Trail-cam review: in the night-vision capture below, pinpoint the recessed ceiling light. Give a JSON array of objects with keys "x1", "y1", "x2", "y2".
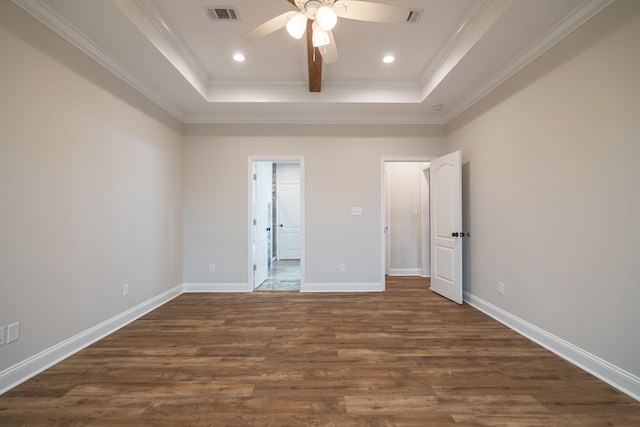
[
  {"x1": 383, "y1": 55, "x2": 395, "y2": 64},
  {"x1": 233, "y1": 53, "x2": 246, "y2": 62}
]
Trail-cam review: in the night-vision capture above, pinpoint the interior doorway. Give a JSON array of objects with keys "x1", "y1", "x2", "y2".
[
  {"x1": 250, "y1": 158, "x2": 303, "y2": 291},
  {"x1": 382, "y1": 159, "x2": 432, "y2": 282},
  {"x1": 382, "y1": 152, "x2": 463, "y2": 303}
]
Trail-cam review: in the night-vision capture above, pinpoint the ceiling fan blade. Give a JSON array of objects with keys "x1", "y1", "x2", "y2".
[
  {"x1": 333, "y1": 0, "x2": 409, "y2": 23},
  {"x1": 306, "y1": 19, "x2": 322, "y2": 92},
  {"x1": 241, "y1": 10, "x2": 298, "y2": 41},
  {"x1": 320, "y1": 31, "x2": 338, "y2": 64}
]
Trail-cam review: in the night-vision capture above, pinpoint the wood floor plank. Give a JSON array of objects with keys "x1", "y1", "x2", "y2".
[{"x1": 1, "y1": 277, "x2": 639, "y2": 426}]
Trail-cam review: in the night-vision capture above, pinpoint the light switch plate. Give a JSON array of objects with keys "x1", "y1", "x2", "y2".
[
  {"x1": 0, "y1": 326, "x2": 5, "y2": 346},
  {"x1": 351, "y1": 207, "x2": 363, "y2": 216}
]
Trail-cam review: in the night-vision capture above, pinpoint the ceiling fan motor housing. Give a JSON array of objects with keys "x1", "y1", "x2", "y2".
[{"x1": 295, "y1": 0, "x2": 336, "y2": 19}]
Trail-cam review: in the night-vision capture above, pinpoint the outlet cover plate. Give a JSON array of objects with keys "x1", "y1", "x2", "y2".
[{"x1": 7, "y1": 322, "x2": 20, "y2": 344}]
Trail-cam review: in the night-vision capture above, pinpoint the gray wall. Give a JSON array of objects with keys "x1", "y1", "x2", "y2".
[
  {"x1": 446, "y1": 0, "x2": 640, "y2": 377},
  {"x1": 182, "y1": 124, "x2": 446, "y2": 288},
  {"x1": 0, "y1": 1, "x2": 183, "y2": 372}
]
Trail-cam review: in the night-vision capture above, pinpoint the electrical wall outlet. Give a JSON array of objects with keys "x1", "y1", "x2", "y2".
[
  {"x1": 209, "y1": 264, "x2": 216, "y2": 273},
  {"x1": 339, "y1": 264, "x2": 346, "y2": 273},
  {"x1": 123, "y1": 283, "x2": 129, "y2": 297},
  {"x1": 498, "y1": 282, "x2": 505, "y2": 295},
  {"x1": 0, "y1": 326, "x2": 5, "y2": 346},
  {"x1": 7, "y1": 322, "x2": 20, "y2": 344}
]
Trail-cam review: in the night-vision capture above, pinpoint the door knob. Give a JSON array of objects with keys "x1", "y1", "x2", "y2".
[{"x1": 451, "y1": 232, "x2": 459, "y2": 237}]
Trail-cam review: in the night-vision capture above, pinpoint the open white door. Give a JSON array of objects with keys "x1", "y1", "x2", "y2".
[
  {"x1": 253, "y1": 161, "x2": 272, "y2": 288},
  {"x1": 430, "y1": 151, "x2": 463, "y2": 304}
]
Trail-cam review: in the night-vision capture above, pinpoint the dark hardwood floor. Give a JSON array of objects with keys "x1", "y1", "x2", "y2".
[{"x1": 1, "y1": 277, "x2": 639, "y2": 426}]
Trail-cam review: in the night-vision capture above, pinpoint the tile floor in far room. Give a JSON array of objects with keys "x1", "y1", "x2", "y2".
[{"x1": 255, "y1": 259, "x2": 301, "y2": 291}]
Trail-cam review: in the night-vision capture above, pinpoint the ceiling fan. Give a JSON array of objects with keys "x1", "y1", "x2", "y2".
[{"x1": 242, "y1": 0, "x2": 410, "y2": 93}]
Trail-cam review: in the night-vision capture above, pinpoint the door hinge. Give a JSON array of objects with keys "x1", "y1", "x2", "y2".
[
  {"x1": 253, "y1": 264, "x2": 257, "y2": 271},
  {"x1": 253, "y1": 174, "x2": 257, "y2": 181},
  {"x1": 253, "y1": 219, "x2": 257, "y2": 226}
]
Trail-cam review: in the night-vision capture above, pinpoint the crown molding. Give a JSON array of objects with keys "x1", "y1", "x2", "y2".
[
  {"x1": 418, "y1": 0, "x2": 494, "y2": 88},
  {"x1": 12, "y1": 0, "x2": 185, "y2": 121},
  {"x1": 113, "y1": 0, "x2": 210, "y2": 98},
  {"x1": 12, "y1": 0, "x2": 614, "y2": 126},
  {"x1": 182, "y1": 114, "x2": 446, "y2": 126},
  {"x1": 420, "y1": 0, "x2": 512, "y2": 103},
  {"x1": 444, "y1": 0, "x2": 614, "y2": 123},
  {"x1": 207, "y1": 80, "x2": 424, "y2": 104},
  {"x1": 135, "y1": 0, "x2": 210, "y2": 86}
]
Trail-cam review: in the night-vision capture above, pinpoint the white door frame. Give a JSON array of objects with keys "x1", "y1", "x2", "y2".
[
  {"x1": 420, "y1": 165, "x2": 431, "y2": 277},
  {"x1": 380, "y1": 156, "x2": 435, "y2": 288},
  {"x1": 248, "y1": 156, "x2": 305, "y2": 292}
]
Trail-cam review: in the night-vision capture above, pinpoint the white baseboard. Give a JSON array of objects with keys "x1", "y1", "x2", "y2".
[
  {"x1": 464, "y1": 291, "x2": 640, "y2": 402},
  {"x1": 387, "y1": 268, "x2": 422, "y2": 276},
  {"x1": 183, "y1": 282, "x2": 386, "y2": 293},
  {"x1": 182, "y1": 282, "x2": 250, "y2": 293},
  {"x1": 0, "y1": 284, "x2": 183, "y2": 395},
  {"x1": 302, "y1": 282, "x2": 384, "y2": 292},
  {"x1": 11, "y1": 285, "x2": 634, "y2": 403}
]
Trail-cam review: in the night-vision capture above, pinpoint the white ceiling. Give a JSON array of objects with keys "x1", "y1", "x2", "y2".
[{"x1": 14, "y1": 0, "x2": 612, "y2": 124}]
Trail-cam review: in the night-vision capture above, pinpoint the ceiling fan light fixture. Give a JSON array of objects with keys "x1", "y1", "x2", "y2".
[
  {"x1": 312, "y1": 22, "x2": 330, "y2": 47},
  {"x1": 316, "y1": 6, "x2": 337, "y2": 31},
  {"x1": 286, "y1": 13, "x2": 307, "y2": 39}
]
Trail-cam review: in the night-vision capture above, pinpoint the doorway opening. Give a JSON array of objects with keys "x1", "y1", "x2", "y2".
[
  {"x1": 382, "y1": 159, "x2": 432, "y2": 285},
  {"x1": 250, "y1": 158, "x2": 303, "y2": 291},
  {"x1": 382, "y1": 152, "x2": 463, "y2": 303}
]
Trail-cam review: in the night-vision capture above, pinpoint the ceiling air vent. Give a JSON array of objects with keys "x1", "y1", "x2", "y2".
[
  {"x1": 206, "y1": 6, "x2": 239, "y2": 21},
  {"x1": 405, "y1": 9, "x2": 423, "y2": 24}
]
